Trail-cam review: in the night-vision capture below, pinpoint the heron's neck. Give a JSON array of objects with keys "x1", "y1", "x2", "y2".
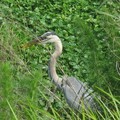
[{"x1": 49, "y1": 39, "x2": 62, "y2": 88}]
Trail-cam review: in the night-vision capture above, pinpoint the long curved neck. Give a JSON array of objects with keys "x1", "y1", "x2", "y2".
[{"x1": 49, "y1": 39, "x2": 62, "y2": 88}]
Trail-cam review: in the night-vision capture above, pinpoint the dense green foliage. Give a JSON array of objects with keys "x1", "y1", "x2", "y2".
[{"x1": 0, "y1": 0, "x2": 120, "y2": 119}]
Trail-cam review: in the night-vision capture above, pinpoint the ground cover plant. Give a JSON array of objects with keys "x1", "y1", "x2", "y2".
[{"x1": 0, "y1": 0, "x2": 120, "y2": 119}]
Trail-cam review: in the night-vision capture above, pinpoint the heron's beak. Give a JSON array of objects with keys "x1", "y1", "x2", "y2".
[{"x1": 21, "y1": 37, "x2": 42, "y2": 48}]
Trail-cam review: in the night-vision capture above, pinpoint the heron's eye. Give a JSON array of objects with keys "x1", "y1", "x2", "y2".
[{"x1": 41, "y1": 36, "x2": 47, "y2": 40}]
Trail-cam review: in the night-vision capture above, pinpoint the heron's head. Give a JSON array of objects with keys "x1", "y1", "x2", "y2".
[{"x1": 22, "y1": 31, "x2": 60, "y2": 48}]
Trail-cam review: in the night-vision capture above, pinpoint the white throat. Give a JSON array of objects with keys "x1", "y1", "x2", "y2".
[{"x1": 49, "y1": 36, "x2": 63, "y2": 89}]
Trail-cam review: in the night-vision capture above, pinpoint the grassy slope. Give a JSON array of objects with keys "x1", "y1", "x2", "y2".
[{"x1": 0, "y1": 0, "x2": 120, "y2": 120}]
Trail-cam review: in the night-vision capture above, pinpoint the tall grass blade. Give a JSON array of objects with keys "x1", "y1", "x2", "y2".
[{"x1": 6, "y1": 99, "x2": 18, "y2": 120}]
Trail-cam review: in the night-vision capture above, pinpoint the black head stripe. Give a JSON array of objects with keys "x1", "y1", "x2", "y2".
[
  {"x1": 41, "y1": 31, "x2": 56, "y2": 38},
  {"x1": 37, "y1": 31, "x2": 56, "y2": 41}
]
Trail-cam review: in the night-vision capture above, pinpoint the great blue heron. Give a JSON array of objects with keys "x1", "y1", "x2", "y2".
[{"x1": 23, "y1": 31, "x2": 96, "y2": 110}]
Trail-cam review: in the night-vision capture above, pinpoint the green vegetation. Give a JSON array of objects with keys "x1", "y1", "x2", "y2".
[{"x1": 0, "y1": 0, "x2": 120, "y2": 119}]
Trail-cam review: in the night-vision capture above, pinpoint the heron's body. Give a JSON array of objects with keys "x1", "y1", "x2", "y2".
[
  {"x1": 62, "y1": 76, "x2": 95, "y2": 110},
  {"x1": 24, "y1": 31, "x2": 96, "y2": 110}
]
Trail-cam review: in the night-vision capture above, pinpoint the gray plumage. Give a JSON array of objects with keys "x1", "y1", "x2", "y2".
[{"x1": 62, "y1": 76, "x2": 95, "y2": 110}]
